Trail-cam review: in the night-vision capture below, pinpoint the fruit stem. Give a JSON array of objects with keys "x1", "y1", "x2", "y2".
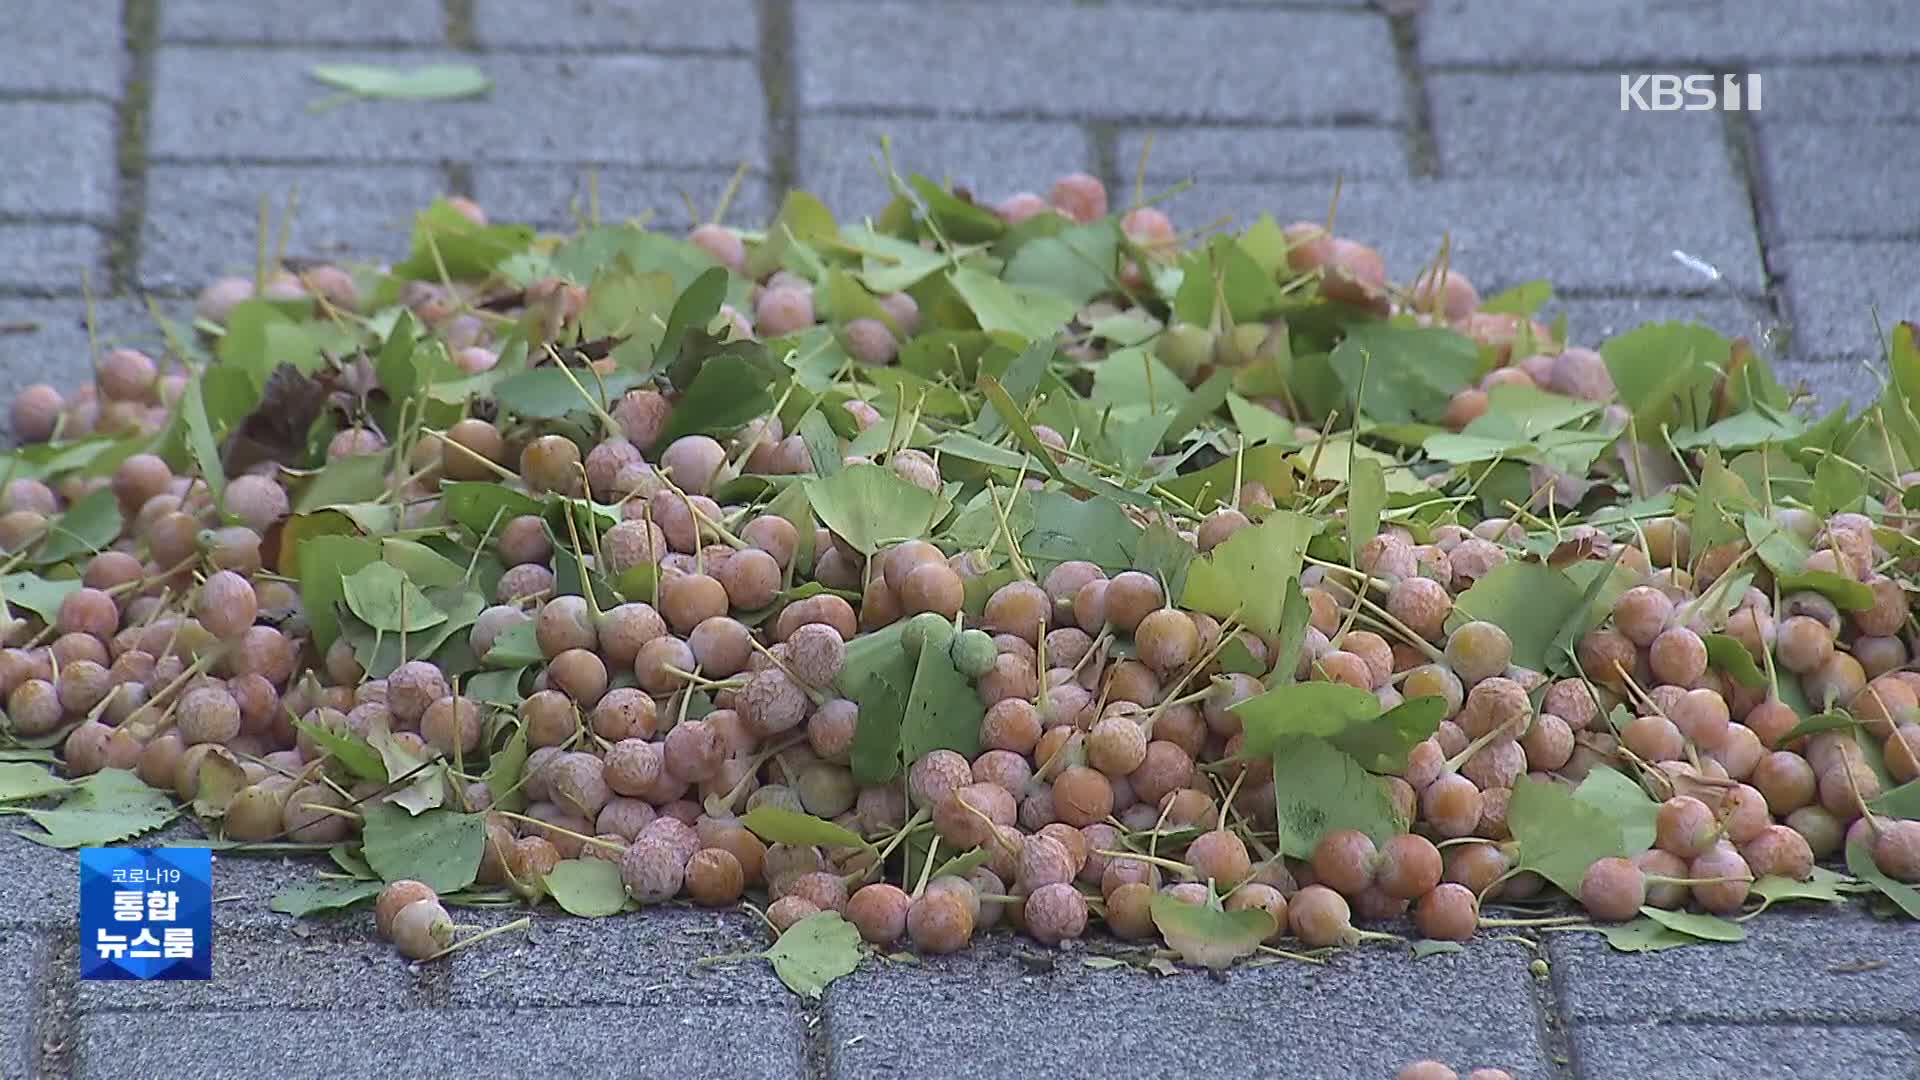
[
  {"x1": 1476, "y1": 866, "x2": 1522, "y2": 907},
  {"x1": 1443, "y1": 718, "x2": 1521, "y2": 775},
  {"x1": 1643, "y1": 873, "x2": 1754, "y2": 887},
  {"x1": 911, "y1": 835, "x2": 941, "y2": 899},
  {"x1": 1095, "y1": 849, "x2": 1194, "y2": 878},
  {"x1": 984, "y1": 482, "x2": 1034, "y2": 582},
  {"x1": 1435, "y1": 836, "x2": 1497, "y2": 850},
  {"x1": 661, "y1": 666, "x2": 747, "y2": 693},
  {"x1": 559, "y1": 494, "x2": 603, "y2": 621},
  {"x1": 492, "y1": 810, "x2": 626, "y2": 854},
  {"x1": 1477, "y1": 915, "x2": 1588, "y2": 928},
  {"x1": 868, "y1": 808, "x2": 931, "y2": 865},
  {"x1": 742, "y1": 637, "x2": 829, "y2": 707},
  {"x1": 423, "y1": 428, "x2": 519, "y2": 482},
  {"x1": 417, "y1": 915, "x2": 532, "y2": 964},
  {"x1": 1255, "y1": 944, "x2": 1329, "y2": 966},
  {"x1": 544, "y1": 345, "x2": 623, "y2": 442}
]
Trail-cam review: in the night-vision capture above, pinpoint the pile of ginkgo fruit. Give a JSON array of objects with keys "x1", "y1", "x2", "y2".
[{"x1": 1, "y1": 162, "x2": 1915, "y2": 997}]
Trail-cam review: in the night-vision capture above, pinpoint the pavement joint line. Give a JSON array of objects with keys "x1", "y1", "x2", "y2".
[
  {"x1": 799, "y1": 103, "x2": 1393, "y2": 127},
  {"x1": 0, "y1": 214, "x2": 104, "y2": 227},
  {"x1": 108, "y1": 0, "x2": 158, "y2": 295},
  {"x1": 140, "y1": 155, "x2": 776, "y2": 174},
  {"x1": 441, "y1": 0, "x2": 476, "y2": 49},
  {"x1": 150, "y1": 39, "x2": 753, "y2": 59},
  {"x1": 1088, "y1": 121, "x2": 1124, "y2": 203},
  {"x1": 808, "y1": 105, "x2": 1408, "y2": 134},
  {"x1": 0, "y1": 91, "x2": 120, "y2": 107},
  {"x1": 1579, "y1": 1017, "x2": 1920, "y2": 1031},
  {"x1": 444, "y1": 161, "x2": 476, "y2": 199},
  {"x1": 1531, "y1": 933, "x2": 1581, "y2": 1080},
  {"x1": 759, "y1": 0, "x2": 800, "y2": 198},
  {"x1": 1717, "y1": 102, "x2": 1793, "y2": 345},
  {"x1": 1418, "y1": 55, "x2": 1920, "y2": 74},
  {"x1": 801, "y1": 998, "x2": 832, "y2": 1080},
  {"x1": 1386, "y1": 10, "x2": 1439, "y2": 177},
  {"x1": 36, "y1": 930, "x2": 78, "y2": 1080}
]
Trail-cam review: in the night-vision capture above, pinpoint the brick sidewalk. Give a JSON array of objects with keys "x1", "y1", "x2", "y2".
[{"x1": 3, "y1": 2, "x2": 1919, "y2": 1078}]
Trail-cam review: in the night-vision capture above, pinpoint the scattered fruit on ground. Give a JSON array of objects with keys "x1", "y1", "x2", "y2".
[{"x1": 1, "y1": 157, "x2": 1916, "y2": 999}]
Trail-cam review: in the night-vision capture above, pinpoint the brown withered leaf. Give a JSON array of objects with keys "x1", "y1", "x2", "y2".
[
  {"x1": 220, "y1": 363, "x2": 331, "y2": 476},
  {"x1": 1545, "y1": 534, "x2": 1600, "y2": 569}
]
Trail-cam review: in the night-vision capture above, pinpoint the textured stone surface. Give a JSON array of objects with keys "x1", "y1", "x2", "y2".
[
  {"x1": 0, "y1": 103, "x2": 120, "y2": 221},
  {"x1": 797, "y1": 114, "x2": 1094, "y2": 216},
  {"x1": 74, "y1": 922, "x2": 434, "y2": 1012},
  {"x1": 0, "y1": 927, "x2": 49, "y2": 1080},
  {"x1": 471, "y1": 0, "x2": 760, "y2": 52},
  {"x1": 1153, "y1": 174, "x2": 1767, "y2": 294},
  {"x1": 469, "y1": 166, "x2": 774, "y2": 233},
  {"x1": 1544, "y1": 295, "x2": 1765, "y2": 348},
  {"x1": 158, "y1": 0, "x2": 447, "y2": 44},
  {"x1": 798, "y1": 3, "x2": 1403, "y2": 123},
  {"x1": 825, "y1": 938, "x2": 1551, "y2": 1079},
  {"x1": 1419, "y1": 0, "x2": 1919, "y2": 64},
  {"x1": 1758, "y1": 123, "x2": 1920, "y2": 242},
  {"x1": 1749, "y1": 65, "x2": 1920, "y2": 121},
  {"x1": 0, "y1": 834, "x2": 80, "y2": 929},
  {"x1": 1774, "y1": 241, "x2": 1920, "y2": 361},
  {"x1": 72, "y1": 1006, "x2": 808, "y2": 1080},
  {"x1": 1428, "y1": 73, "x2": 1735, "y2": 177},
  {"x1": 1113, "y1": 126, "x2": 1408, "y2": 182},
  {"x1": 148, "y1": 49, "x2": 764, "y2": 168},
  {"x1": 1547, "y1": 907, "x2": 1920, "y2": 1024},
  {"x1": 0, "y1": 224, "x2": 107, "y2": 295},
  {"x1": 446, "y1": 906, "x2": 791, "y2": 1009},
  {"x1": 136, "y1": 164, "x2": 446, "y2": 290},
  {"x1": 1569, "y1": 1021, "x2": 1920, "y2": 1080},
  {"x1": 1, "y1": 0, "x2": 123, "y2": 97},
  {"x1": 0, "y1": 298, "x2": 182, "y2": 412}
]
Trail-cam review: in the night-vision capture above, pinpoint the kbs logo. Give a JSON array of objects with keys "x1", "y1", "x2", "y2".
[{"x1": 1619, "y1": 74, "x2": 1762, "y2": 112}]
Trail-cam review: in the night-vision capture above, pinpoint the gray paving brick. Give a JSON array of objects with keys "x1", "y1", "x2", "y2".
[
  {"x1": 796, "y1": 114, "x2": 1094, "y2": 219},
  {"x1": 472, "y1": 0, "x2": 760, "y2": 52},
  {"x1": 825, "y1": 937, "x2": 1549, "y2": 1080},
  {"x1": 0, "y1": 224, "x2": 106, "y2": 296},
  {"x1": 1775, "y1": 241, "x2": 1919, "y2": 362},
  {"x1": 1759, "y1": 123, "x2": 1920, "y2": 242},
  {"x1": 1773, "y1": 358, "x2": 1887, "y2": 412},
  {"x1": 1544, "y1": 295, "x2": 1766, "y2": 350},
  {"x1": 158, "y1": 0, "x2": 446, "y2": 44},
  {"x1": 148, "y1": 48, "x2": 764, "y2": 168},
  {"x1": 136, "y1": 163, "x2": 444, "y2": 291},
  {"x1": 0, "y1": 103, "x2": 119, "y2": 221},
  {"x1": 1547, "y1": 907, "x2": 1920, "y2": 1024},
  {"x1": 1429, "y1": 73, "x2": 1733, "y2": 177},
  {"x1": 1147, "y1": 173, "x2": 1766, "y2": 294},
  {"x1": 469, "y1": 166, "x2": 774, "y2": 233},
  {"x1": 0, "y1": 927, "x2": 49, "y2": 1080},
  {"x1": 205, "y1": 853, "x2": 345, "y2": 930},
  {"x1": 1749, "y1": 64, "x2": 1920, "y2": 122},
  {"x1": 0, "y1": 833, "x2": 81, "y2": 929},
  {"x1": 0, "y1": 297, "x2": 191, "y2": 407},
  {"x1": 73, "y1": 1006, "x2": 807, "y2": 1080},
  {"x1": 1569, "y1": 1021, "x2": 1919, "y2": 1080},
  {"x1": 447, "y1": 906, "x2": 791, "y2": 1008},
  {"x1": 75, "y1": 922, "x2": 433, "y2": 1012},
  {"x1": 1419, "y1": 0, "x2": 1918, "y2": 65},
  {"x1": 1114, "y1": 126, "x2": 1408, "y2": 183},
  {"x1": 797, "y1": 3, "x2": 1403, "y2": 123},
  {"x1": 2, "y1": 0, "x2": 123, "y2": 97}
]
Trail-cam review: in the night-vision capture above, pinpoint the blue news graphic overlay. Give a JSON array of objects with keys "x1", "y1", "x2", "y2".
[{"x1": 79, "y1": 847, "x2": 213, "y2": 980}]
